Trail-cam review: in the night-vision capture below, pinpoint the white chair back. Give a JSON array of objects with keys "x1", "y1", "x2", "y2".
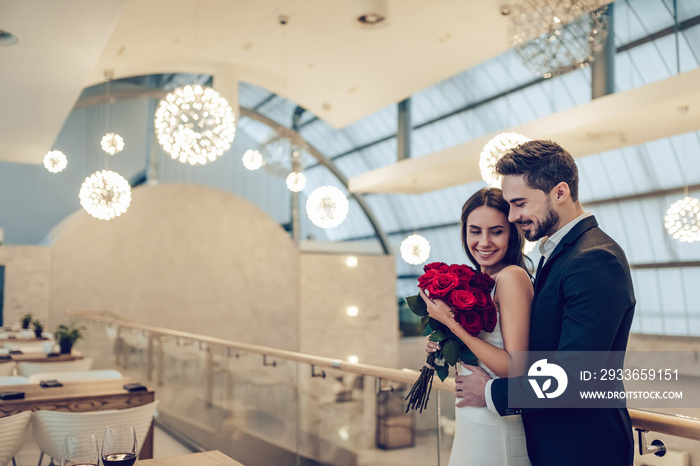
[
  {"x1": 0, "y1": 361, "x2": 15, "y2": 376},
  {"x1": 27, "y1": 369, "x2": 123, "y2": 384},
  {"x1": 32, "y1": 401, "x2": 159, "y2": 462},
  {"x1": 0, "y1": 376, "x2": 29, "y2": 385},
  {"x1": 0, "y1": 411, "x2": 32, "y2": 466},
  {"x1": 17, "y1": 358, "x2": 93, "y2": 377}
]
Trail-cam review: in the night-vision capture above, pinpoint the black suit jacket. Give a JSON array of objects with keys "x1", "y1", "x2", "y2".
[{"x1": 491, "y1": 215, "x2": 636, "y2": 466}]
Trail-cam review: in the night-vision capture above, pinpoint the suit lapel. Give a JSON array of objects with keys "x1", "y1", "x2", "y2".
[{"x1": 533, "y1": 216, "x2": 599, "y2": 295}]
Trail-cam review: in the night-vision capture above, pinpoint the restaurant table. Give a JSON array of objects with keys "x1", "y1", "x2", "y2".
[
  {"x1": 135, "y1": 451, "x2": 244, "y2": 465},
  {"x1": 7, "y1": 351, "x2": 83, "y2": 363},
  {"x1": 0, "y1": 377, "x2": 156, "y2": 458}
]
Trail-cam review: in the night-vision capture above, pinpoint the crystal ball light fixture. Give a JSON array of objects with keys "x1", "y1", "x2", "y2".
[
  {"x1": 479, "y1": 132, "x2": 531, "y2": 187},
  {"x1": 43, "y1": 150, "x2": 68, "y2": 173},
  {"x1": 100, "y1": 132, "x2": 125, "y2": 155},
  {"x1": 509, "y1": 0, "x2": 609, "y2": 78},
  {"x1": 400, "y1": 234, "x2": 431, "y2": 265},
  {"x1": 664, "y1": 196, "x2": 700, "y2": 243},
  {"x1": 79, "y1": 170, "x2": 132, "y2": 220},
  {"x1": 306, "y1": 186, "x2": 349, "y2": 229},
  {"x1": 242, "y1": 149, "x2": 264, "y2": 170},
  {"x1": 286, "y1": 172, "x2": 306, "y2": 192},
  {"x1": 154, "y1": 85, "x2": 236, "y2": 165}
]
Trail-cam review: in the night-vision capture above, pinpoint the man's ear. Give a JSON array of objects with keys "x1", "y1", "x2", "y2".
[{"x1": 552, "y1": 182, "x2": 570, "y2": 203}]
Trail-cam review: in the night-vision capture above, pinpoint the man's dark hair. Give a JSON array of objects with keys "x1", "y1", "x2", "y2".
[{"x1": 495, "y1": 140, "x2": 579, "y2": 201}]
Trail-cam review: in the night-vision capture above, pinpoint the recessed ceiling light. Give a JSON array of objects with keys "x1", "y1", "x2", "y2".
[
  {"x1": 0, "y1": 30, "x2": 19, "y2": 46},
  {"x1": 357, "y1": 13, "x2": 385, "y2": 25}
]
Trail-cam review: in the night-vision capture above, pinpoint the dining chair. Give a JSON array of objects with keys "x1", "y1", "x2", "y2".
[
  {"x1": 16, "y1": 358, "x2": 93, "y2": 377},
  {"x1": 0, "y1": 411, "x2": 32, "y2": 466},
  {"x1": 26, "y1": 369, "x2": 123, "y2": 384},
  {"x1": 0, "y1": 361, "x2": 15, "y2": 377},
  {"x1": 32, "y1": 400, "x2": 159, "y2": 466},
  {"x1": 0, "y1": 376, "x2": 29, "y2": 385}
]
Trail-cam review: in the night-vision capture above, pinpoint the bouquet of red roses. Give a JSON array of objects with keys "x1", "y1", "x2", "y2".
[{"x1": 405, "y1": 262, "x2": 497, "y2": 413}]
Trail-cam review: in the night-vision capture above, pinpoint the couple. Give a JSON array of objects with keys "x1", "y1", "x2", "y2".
[{"x1": 421, "y1": 140, "x2": 636, "y2": 466}]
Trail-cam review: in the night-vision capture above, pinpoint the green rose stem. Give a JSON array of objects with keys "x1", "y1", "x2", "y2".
[{"x1": 405, "y1": 352, "x2": 436, "y2": 413}]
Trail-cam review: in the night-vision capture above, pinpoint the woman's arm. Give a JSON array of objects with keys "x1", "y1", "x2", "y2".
[{"x1": 421, "y1": 266, "x2": 532, "y2": 378}]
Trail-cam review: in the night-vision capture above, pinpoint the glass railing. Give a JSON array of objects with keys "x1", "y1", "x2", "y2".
[
  {"x1": 69, "y1": 311, "x2": 700, "y2": 466},
  {"x1": 70, "y1": 311, "x2": 455, "y2": 465}
]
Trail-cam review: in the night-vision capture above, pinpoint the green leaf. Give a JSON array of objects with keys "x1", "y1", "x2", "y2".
[
  {"x1": 435, "y1": 363, "x2": 450, "y2": 382},
  {"x1": 429, "y1": 329, "x2": 446, "y2": 342},
  {"x1": 459, "y1": 346, "x2": 479, "y2": 366},
  {"x1": 443, "y1": 340, "x2": 460, "y2": 366},
  {"x1": 406, "y1": 294, "x2": 428, "y2": 316}
]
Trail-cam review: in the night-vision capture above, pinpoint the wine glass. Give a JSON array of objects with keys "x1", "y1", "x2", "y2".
[
  {"x1": 101, "y1": 425, "x2": 138, "y2": 466},
  {"x1": 61, "y1": 432, "x2": 99, "y2": 466}
]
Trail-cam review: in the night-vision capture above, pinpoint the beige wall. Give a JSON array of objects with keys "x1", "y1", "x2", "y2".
[
  {"x1": 50, "y1": 184, "x2": 300, "y2": 350},
  {"x1": 299, "y1": 253, "x2": 399, "y2": 367},
  {"x1": 0, "y1": 245, "x2": 50, "y2": 327}
]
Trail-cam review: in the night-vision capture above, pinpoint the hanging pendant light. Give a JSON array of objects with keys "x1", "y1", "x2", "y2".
[
  {"x1": 43, "y1": 150, "x2": 68, "y2": 173},
  {"x1": 306, "y1": 186, "x2": 349, "y2": 229},
  {"x1": 479, "y1": 132, "x2": 531, "y2": 187},
  {"x1": 79, "y1": 170, "x2": 131, "y2": 220},
  {"x1": 100, "y1": 132, "x2": 125, "y2": 155},
  {"x1": 286, "y1": 172, "x2": 306, "y2": 192},
  {"x1": 400, "y1": 234, "x2": 430, "y2": 265},
  {"x1": 154, "y1": 84, "x2": 236, "y2": 165},
  {"x1": 664, "y1": 196, "x2": 700, "y2": 243},
  {"x1": 242, "y1": 149, "x2": 264, "y2": 170}
]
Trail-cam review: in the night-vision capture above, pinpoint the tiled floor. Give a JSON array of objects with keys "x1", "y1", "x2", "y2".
[{"x1": 13, "y1": 424, "x2": 194, "y2": 466}]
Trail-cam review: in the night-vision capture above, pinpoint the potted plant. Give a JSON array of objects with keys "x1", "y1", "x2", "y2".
[
  {"x1": 54, "y1": 323, "x2": 84, "y2": 354},
  {"x1": 32, "y1": 320, "x2": 44, "y2": 339},
  {"x1": 21, "y1": 314, "x2": 32, "y2": 329}
]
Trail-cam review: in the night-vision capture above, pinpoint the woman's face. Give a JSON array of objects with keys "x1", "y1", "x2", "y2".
[{"x1": 466, "y1": 205, "x2": 510, "y2": 274}]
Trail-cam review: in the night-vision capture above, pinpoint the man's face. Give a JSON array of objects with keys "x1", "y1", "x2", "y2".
[{"x1": 501, "y1": 175, "x2": 559, "y2": 241}]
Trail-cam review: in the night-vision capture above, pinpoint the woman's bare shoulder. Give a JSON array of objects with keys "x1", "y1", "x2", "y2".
[{"x1": 497, "y1": 265, "x2": 531, "y2": 285}]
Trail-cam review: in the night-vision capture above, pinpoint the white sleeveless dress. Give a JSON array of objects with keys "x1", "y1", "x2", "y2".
[{"x1": 448, "y1": 284, "x2": 531, "y2": 466}]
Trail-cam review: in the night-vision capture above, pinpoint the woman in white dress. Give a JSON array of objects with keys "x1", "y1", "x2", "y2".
[{"x1": 421, "y1": 187, "x2": 534, "y2": 465}]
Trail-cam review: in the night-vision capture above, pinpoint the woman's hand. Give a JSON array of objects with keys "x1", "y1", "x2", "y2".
[
  {"x1": 425, "y1": 339, "x2": 440, "y2": 354},
  {"x1": 419, "y1": 288, "x2": 457, "y2": 327}
]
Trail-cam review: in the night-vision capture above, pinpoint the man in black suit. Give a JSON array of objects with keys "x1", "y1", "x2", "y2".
[{"x1": 457, "y1": 140, "x2": 636, "y2": 465}]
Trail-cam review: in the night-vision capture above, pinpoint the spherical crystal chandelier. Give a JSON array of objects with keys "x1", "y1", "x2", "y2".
[
  {"x1": 400, "y1": 234, "x2": 430, "y2": 265},
  {"x1": 664, "y1": 196, "x2": 700, "y2": 243},
  {"x1": 100, "y1": 132, "x2": 125, "y2": 155},
  {"x1": 480, "y1": 133, "x2": 531, "y2": 187},
  {"x1": 306, "y1": 186, "x2": 349, "y2": 229},
  {"x1": 154, "y1": 84, "x2": 236, "y2": 165},
  {"x1": 79, "y1": 170, "x2": 131, "y2": 220},
  {"x1": 242, "y1": 149, "x2": 264, "y2": 170},
  {"x1": 286, "y1": 172, "x2": 306, "y2": 192},
  {"x1": 43, "y1": 150, "x2": 68, "y2": 173},
  {"x1": 509, "y1": 0, "x2": 609, "y2": 78}
]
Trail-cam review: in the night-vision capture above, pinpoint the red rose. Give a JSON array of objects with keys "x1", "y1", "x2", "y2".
[
  {"x1": 424, "y1": 262, "x2": 449, "y2": 273},
  {"x1": 458, "y1": 310, "x2": 483, "y2": 336},
  {"x1": 448, "y1": 289, "x2": 477, "y2": 311},
  {"x1": 482, "y1": 303, "x2": 498, "y2": 333},
  {"x1": 470, "y1": 272, "x2": 495, "y2": 292},
  {"x1": 425, "y1": 272, "x2": 459, "y2": 299},
  {"x1": 417, "y1": 269, "x2": 437, "y2": 289},
  {"x1": 471, "y1": 289, "x2": 489, "y2": 310},
  {"x1": 448, "y1": 264, "x2": 475, "y2": 288}
]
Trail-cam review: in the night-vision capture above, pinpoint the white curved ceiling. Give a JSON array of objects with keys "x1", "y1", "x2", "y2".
[{"x1": 0, "y1": 0, "x2": 513, "y2": 165}]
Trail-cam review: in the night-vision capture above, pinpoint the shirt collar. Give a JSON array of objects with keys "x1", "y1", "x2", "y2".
[{"x1": 538, "y1": 212, "x2": 592, "y2": 262}]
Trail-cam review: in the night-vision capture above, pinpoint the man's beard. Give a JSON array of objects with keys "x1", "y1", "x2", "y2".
[{"x1": 524, "y1": 199, "x2": 558, "y2": 241}]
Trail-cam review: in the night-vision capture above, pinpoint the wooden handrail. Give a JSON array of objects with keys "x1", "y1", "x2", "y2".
[
  {"x1": 629, "y1": 409, "x2": 700, "y2": 441},
  {"x1": 68, "y1": 310, "x2": 700, "y2": 442},
  {"x1": 66, "y1": 310, "x2": 456, "y2": 391}
]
